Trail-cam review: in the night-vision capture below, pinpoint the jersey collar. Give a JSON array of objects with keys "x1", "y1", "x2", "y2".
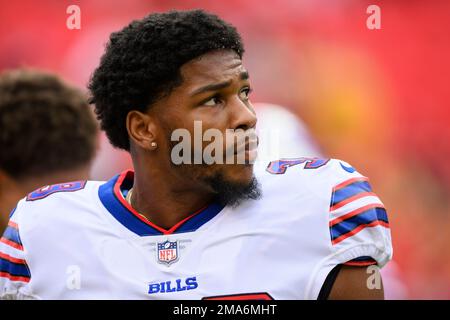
[{"x1": 98, "y1": 170, "x2": 225, "y2": 236}]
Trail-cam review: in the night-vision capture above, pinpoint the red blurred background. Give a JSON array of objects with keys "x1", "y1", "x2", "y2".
[{"x1": 1, "y1": 0, "x2": 449, "y2": 298}]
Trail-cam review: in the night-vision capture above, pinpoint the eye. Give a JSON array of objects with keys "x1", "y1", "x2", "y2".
[
  {"x1": 203, "y1": 95, "x2": 222, "y2": 107},
  {"x1": 239, "y1": 87, "x2": 252, "y2": 101}
]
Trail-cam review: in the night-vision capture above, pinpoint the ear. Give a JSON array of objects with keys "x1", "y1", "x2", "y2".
[{"x1": 126, "y1": 110, "x2": 158, "y2": 151}]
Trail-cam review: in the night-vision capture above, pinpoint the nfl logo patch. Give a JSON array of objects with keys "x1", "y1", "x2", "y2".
[{"x1": 157, "y1": 240, "x2": 178, "y2": 265}]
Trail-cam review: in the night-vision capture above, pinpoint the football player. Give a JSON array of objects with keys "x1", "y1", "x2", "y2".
[{"x1": 0, "y1": 10, "x2": 391, "y2": 299}]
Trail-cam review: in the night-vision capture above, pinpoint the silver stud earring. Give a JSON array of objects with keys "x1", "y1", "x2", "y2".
[{"x1": 151, "y1": 142, "x2": 157, "y2": 148}]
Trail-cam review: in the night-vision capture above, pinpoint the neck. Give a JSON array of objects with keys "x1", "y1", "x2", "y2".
[{"x1": 130, "y1": 158, "x2": 215, "y2": 230}]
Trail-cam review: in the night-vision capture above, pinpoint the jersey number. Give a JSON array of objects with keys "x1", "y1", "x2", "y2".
[
  {"x1": 26, "y1": 181, "x2": 86, "y2": 201},
  {"x1": 266, "y1": 157, "x2": 329, "y2": 174}
]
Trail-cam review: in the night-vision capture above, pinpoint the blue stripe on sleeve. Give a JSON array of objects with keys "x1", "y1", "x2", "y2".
[
  {"x1": 0, "y1": 257, "x2": 30, "y2": 278},
  {"x1": 331, "y1": 181, "x2": 372, "y2": 206},
  {"x1": 330, "y1": 207, "x2": 388, "y2": 240}
]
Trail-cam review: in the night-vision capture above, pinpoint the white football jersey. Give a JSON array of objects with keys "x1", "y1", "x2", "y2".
[{"x1": 0, "y1": 158, "x2": 392, "y2": 300}]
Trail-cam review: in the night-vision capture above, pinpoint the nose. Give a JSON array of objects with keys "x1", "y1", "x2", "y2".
[{"x1": 229, "y1": 97, "x2": 257, "y2": 131}]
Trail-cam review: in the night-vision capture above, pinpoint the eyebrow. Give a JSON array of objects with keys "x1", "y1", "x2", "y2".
[{"x1": 190, "y1": 70, "x2": 250, "y2": 96}]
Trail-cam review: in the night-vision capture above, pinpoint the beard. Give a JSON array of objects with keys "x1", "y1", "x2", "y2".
[
  {"x1": 165, "y1": 139, "x2": 262, "y2": 207},
  {"x1": 202, "y1": 170, "x2": 262, "y2": 208},
  {"x1": 162, "y1": 121, "x2": 262, "y2": 208},
  {"x1": 170, "y1": 158, "x2": 262, "y2": 208}
]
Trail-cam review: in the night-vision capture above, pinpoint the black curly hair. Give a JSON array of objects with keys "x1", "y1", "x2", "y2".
[
  {"x1": 0, "y1": 69, "x2": 98, "y2": 181},
  {"x1": 89, "y1": 9, "x2": 244, "y2": 151}
]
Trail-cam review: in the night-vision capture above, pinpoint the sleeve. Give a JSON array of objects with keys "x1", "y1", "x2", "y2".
[
  {"x1": 306, "y1": 159, "x2": 393, "y2": 299},
  {"x1": 0, "y1": 206, "x2": 37, "y2": 299},
  {"x1": 326, "y1": 160, "x2": 392, "y2": 267}
]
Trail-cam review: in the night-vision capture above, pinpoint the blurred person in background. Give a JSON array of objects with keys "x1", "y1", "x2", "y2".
[{"x1": 0, "y1": 69, "x2": 99, "y2": 232}]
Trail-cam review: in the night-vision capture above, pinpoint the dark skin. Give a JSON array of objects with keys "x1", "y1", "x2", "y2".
[
  {"x1": 125, "y1": 49, "x2": 384, "y2": 299},
  {"x1": 126, "y1": 50, "x2": 256, "y2": 229},
  {"x1": 329, "y1": 265, "x2": 384, "y2": 299}
]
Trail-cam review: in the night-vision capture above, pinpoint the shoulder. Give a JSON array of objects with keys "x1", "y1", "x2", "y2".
[
  {"x1": 256, "y1": 156, "x2": 392, "y2": 262},
  {"x1": 253, "y1": 157, "x2": 376, "y2": 238},
  {"x1": 262, "y1": 157, "x2": 362, "y2": 179},
  {"x1": 13, "y1": 180, "x2": 105, "y2": 235},
  {"x1": 24, "y1": 180, "x2": 101, "y2": 203},
  {"x1": 257, "y1": 157, "x2": 368, "y2": 199},
  {"x1": 256, "y1": 157, "x2": 392, "y2": 299},
  {"x1": 0, "y1": 180, "x2": 104, "y2": 299}
]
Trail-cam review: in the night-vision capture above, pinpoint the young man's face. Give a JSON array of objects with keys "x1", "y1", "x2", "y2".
[{"x1": 149, "y1": 49, "x2": 260, "y2": 205}]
